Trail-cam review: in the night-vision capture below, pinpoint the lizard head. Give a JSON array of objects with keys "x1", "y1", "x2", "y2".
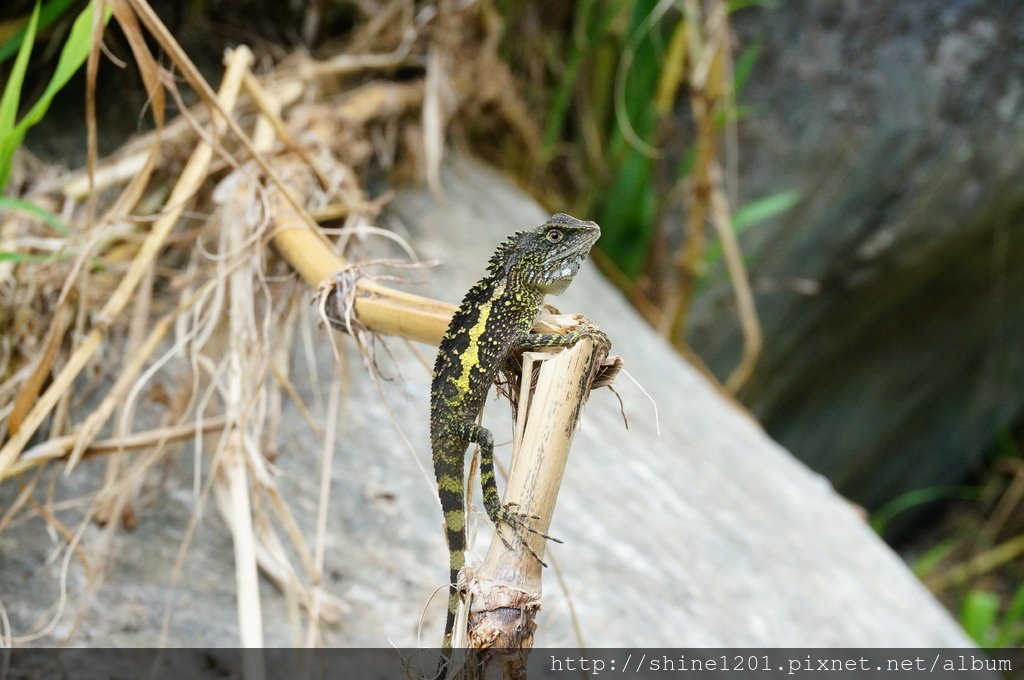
[{"x1": 490, "y1": 213, "x2": 601, "y2": 295}]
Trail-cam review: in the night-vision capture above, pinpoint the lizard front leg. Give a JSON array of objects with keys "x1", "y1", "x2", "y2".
[
  {"x1": 457, "y1": 421, "x2": 561, "y2": 568},
  {"x1": 520, "y1": 322, "x2": 611, "y2": 355}
]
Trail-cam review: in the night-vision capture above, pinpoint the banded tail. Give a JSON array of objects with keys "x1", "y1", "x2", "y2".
[{"x1": 433, "y1": 438, "x2": 467, "y2": 675}]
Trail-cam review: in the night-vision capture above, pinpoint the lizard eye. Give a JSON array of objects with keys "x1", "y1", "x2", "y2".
[{"x1": 545, "y1": 228, "x2": 564, "y2": 243}]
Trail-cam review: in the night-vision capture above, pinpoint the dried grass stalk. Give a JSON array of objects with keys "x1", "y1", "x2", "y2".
[
  {"x1": 0, "y1": 46, "x2": 255, "y2": 478},
  {"x1": 708, "y1": 163, "x2": 761, "y2": 392},
  {"x1": 2, "y1": 417, "x2": 227, "y2": 479},
  {"x1": 665, "y1": 0, "x2": 760, "y2": 392}
]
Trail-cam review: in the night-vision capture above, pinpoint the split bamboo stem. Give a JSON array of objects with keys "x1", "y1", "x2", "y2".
[{"x1": 453, "y1": 333, "x2": 598, "y2": 674}]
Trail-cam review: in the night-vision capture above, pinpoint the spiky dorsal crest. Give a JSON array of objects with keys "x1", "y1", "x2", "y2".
[{"x1": 485, "y1": 230, "x2": 527, "y2": 278}]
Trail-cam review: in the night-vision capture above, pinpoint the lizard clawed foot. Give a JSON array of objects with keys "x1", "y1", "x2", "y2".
[{"x1": 496, "y1": 502, "x2": 563, "y2": 568}]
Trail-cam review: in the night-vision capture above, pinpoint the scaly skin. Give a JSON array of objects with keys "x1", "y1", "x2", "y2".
[{"x1": 430, "y1": 213, "x2": 601, "y2": 660}]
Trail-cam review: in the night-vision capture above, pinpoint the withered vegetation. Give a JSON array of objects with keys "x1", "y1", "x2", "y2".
[{"x1": 0, "y1": 0, "x2": 543, "y2": 647}]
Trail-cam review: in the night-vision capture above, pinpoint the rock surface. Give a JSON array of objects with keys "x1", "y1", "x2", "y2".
[
  {"x1": 689, "y1": 0, "x2": 1024, "y2": 514},
  {"x1": 1, "y1": 158, "x2": 970, "y2": 647}
]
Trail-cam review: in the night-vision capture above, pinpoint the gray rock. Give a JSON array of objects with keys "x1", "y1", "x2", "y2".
[{"x1": 689, "y1": 1, "x2": 1024, "y2": 513}]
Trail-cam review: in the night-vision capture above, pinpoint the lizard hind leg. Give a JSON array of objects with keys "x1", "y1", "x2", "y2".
[
  {"x1": 495, "y1": 502, "x2": 564, "y2": 568},
  {"x1": 461, "y1": 422, "x2": 563, "y2": 568}
]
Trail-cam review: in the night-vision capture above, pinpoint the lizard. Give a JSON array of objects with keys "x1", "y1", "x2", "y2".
[{"x1": 429, "y1": 213, "x2": 606, "y2": 657}]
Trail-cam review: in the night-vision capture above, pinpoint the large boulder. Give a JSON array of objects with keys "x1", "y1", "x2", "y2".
[{"x1": 689, "y1": 1, "x2": 1024, "y2": 513}]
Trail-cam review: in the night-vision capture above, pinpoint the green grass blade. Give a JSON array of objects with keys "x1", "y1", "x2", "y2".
[
  {"x1": 597, "y1": 149, "x2": 655, "y2": 277},
  {"x1": 911, "y1": 534, "x2": 962, "y2": 579},
  {"x1": 869, "y1": 485, "x2": 978, "y2": 537},
  {"x1": 733, "y1": 42, "x2": 761, "y2": 96},
  {"x1": 699, "y1": 190, "x2": 799, "y2": 275},
  {"x1": 596, "y1": 0, "x2": 666, "y2": 277},
  {"x1": 0, "y1": 2, "x2": 39, "y2": 131},
  {"x1": 1, "y1": 1, "x2": 110, "y2": 190},
  {"x1": 994, "y1": 583, "x2": 1024, "y2": 646},
  {"x1": 0, "y1": 250, "x2": 70, "y2": 263},
  {"x1": 0, "y1": 0, "x2": 79, "y2": 65},
  {"x1": 0, "y1": 196, "x2": 72, "y2": 234},
  {"x1": 733, "y1": 190, "x2": 800, "y2": 230},
  {"x1": 0, "y1": 1, "x2": 40, "y2": 188},
  {"x1": 14, "y1": 1, "x2": 111, "y2": 139},
  {"x1": 540, "y1": 0, "x2": 595, "y2": 163}
]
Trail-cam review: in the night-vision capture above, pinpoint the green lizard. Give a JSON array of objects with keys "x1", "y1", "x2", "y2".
[{"x1": 430, "y1": 213, "x2": 603, "y2": 654}]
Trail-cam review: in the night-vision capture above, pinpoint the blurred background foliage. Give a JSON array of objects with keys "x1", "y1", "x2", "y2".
[{"x1": 1, "y1": 0, "x2": 1022, "y2": 648}]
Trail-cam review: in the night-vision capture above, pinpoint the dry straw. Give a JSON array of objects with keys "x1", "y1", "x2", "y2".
[{"x1": 0, "y1": 0, "x2": 613, "y2": 659}]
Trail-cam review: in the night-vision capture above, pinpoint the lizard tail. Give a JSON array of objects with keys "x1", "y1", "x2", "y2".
[
  {"x1": 442, "y1": 510, "x2": 466, "y2": 643},
  {"x1": 443, "y1": 566, "x2": 459, "y2": 645},
  {"x1": 436, "y1": 556, "x2": 462, "y2": 680},
  {"x1": 435, "y1": 478, "x2": 466, "y2": 680}
]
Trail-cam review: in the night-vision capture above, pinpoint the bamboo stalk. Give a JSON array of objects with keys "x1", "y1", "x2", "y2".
[
  {"x1": 458, "y1": 331, "x2": 598, "y2": 669},
  {"x1": 241, "y1": 71, "x2": 331, "y2": 189},
  {"x1": 267, "y1": 185, "x2": 455, "y2": 345}
]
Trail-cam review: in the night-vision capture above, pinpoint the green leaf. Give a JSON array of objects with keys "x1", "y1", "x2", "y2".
[
  {"x1": 15, "y1": 1, "x2": 109, "y2": 139},
  {"x1": 869, "y1": 485, "x2": 978, "y2": 537},
  {"x1": 1, "y1": 1, "x2": 111, "y2": 190},
  {"x1": 597, "y1": 149, "x2": 655, "y2": 277},
  {"x1": 911, "y1": 535, "x2": 961, "y2": 579},
  {"x1": 960, "y1": 590, "x2": 1000, "y2": 646},
  {"x1": 733, "y1": 190, "x2": 800, "y2": 230},
  {"x1": 0, "y1": 196, "x2": 72, "y2": 234},
  {"x1": 733, "y1": 42, "x2": 761, "y2": 96},
  {"x1": 700, "y1": 190, "x2": 799, "y2": 275},
  {"x1": 0, "y1": 1, "x2": 40, "y2": 188},
  {"x1": 0, "y1": 0, "x2": 80, "y2": 65},
  {"x1": 607, "y1": 0, "x2": 666, "y2": 159},
  {"x1": 541, "y1": 0, "x2": 597, "y2": 162}
]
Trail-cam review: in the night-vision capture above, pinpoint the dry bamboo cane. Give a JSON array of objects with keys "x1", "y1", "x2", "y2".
[
  {"x1": 442, "y1": 335, "x2": 599, "y2": 679},
  {"x1": 267, "y1": 185, "x2": 455, "y2": 345}
]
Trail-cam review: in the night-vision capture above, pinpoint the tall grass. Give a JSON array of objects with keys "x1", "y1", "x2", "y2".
[{"x1": 509, "y1": 0, "x2": 793, "y2": 388}]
